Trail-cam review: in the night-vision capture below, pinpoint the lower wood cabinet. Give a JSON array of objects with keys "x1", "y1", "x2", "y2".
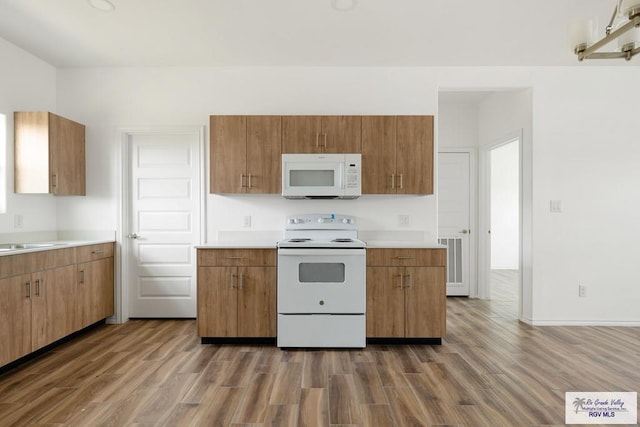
[
  {"x1": 0, "y1": 242, "x2": 115, "y2": 368},
  {"x1": 197, "y1": 249, "x2": 276, "y2": 338},
  {"x1": 366, "y1": 248, "x2": 446, "y2": 339},
  {"x1": 31, "y1": 264, "x2": 78, "y2": 351},
  {"x1": 0, "y1": 274, "x2": 32, "y2": 366},
  {"x1": 77, "y1": 244, "x2": 115, "y2": 328}
]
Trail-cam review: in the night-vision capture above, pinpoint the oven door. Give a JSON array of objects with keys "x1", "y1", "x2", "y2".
[{"x1": 277, "y1": 248, "x2": 365, "y2": 314}]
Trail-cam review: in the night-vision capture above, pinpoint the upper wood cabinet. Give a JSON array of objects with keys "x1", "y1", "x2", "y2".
[
  {"x1": 14, "y1": 112, "x2": 86, "y2": 195},
  {"x1": 282, "y1": 116, "x2": 361, "y2": 153},
  {"x1": 362, "y1": 115, "x2": 434, "y2": 195},
  {"x1": 210, "y1": 115, "x2": 282, "y2": 194}
]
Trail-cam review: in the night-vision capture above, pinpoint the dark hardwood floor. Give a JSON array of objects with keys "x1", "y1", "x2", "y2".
[{"x1": 1, "y1": 293, "x2": 639, "y2": 426}]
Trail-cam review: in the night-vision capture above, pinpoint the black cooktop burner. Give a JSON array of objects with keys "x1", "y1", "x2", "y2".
[
  {"x1": 288, "y1": 238, "x2": 312, "y2": 243},
  {"x1": 332, "y1": 238, "x2": 354, "y2": 243}
]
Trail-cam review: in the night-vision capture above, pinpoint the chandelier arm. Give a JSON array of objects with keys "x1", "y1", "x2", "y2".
[
  {"x1": 581, "y1": 16, "x2": 640, "y2": 59},
  {"x1": 606, "y1": 0, "x2": 621, "y2": 34}
]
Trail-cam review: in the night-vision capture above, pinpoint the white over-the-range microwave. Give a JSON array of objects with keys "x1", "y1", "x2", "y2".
[{"x1": 281, "y1": 153, "x2": 361, "y2": 199}]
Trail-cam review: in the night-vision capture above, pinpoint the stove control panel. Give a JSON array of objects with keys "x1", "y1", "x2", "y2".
[{"x1": 285, "y1": 214, "x2": 357, "y2": 230}]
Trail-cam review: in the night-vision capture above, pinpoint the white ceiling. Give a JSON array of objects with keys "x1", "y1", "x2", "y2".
[{"x1": 0, "y1": 0, "x2": 634, "y2": 68}]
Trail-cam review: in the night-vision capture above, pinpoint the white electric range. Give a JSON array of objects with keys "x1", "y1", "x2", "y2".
[{"x1": 277, "y1": 214, "x2": 366, "y2": 348}]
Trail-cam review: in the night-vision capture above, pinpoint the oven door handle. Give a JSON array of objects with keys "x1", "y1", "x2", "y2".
[{"x1": 277, "y1": 248, "x2": 365, "y2": 256}]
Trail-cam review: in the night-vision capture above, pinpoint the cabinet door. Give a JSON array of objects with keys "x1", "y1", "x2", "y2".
[
  {"x1": 282, "y1": 116, "x2": 322, "y2": 153},
  {"x1": 321, "y1": 116, "x2": 361, "y2": 153},
  {"x1": 237, "y1": 266, "x2": 276, "y2": 337},
  {"x1": 197, "y1": 267, "x2": 238, "y2": 337},
  {"x1": 0, "y1": 275, "x2": 32, "y2": 366},
  {"x1": 78, "y1": 257, "x2": 114, "y2": 328},
  {"x1": 210, "y1": 116, "x2": 247, "y2": 193},
  {"x1": 246, "y1": 116, "x2": 282, "y2": 194},
  {"x1": 49, "y1": 113, "x2": 86, "y2": 195},
  {"x1": 31, "y1": 265, "x2": 77, "y2": 350},
  {"x1": 361, "y1": 116, "x2": 396, "y2": 194},
  {"x1": 14, "y1": 112, "x2": 50, "y2": 194},
  {"x1": 405, "y1": 267, "x2": 445, "y2": 338},
  {"x1": 396, "y1": 116, "x2": 434, "y2": 195},
  {"x1": 366, "y1": 266, "x2": 405, "y2": 337}
]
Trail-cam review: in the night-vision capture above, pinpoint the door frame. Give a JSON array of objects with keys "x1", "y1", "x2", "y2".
[
  {"x1": 437, "y1": 147, "x2": 478, "y2": 297},
  {"x1": 478, "y1": 130, "x2": 523, "y2": 314},
  {"x1": 116, "y1": 126, "x2": 206, "y2": 323}
]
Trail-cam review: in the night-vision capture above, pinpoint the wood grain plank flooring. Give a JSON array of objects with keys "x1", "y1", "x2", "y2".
[{"x1": 1, "y1": 296, "x2": 639, "y2": 426}]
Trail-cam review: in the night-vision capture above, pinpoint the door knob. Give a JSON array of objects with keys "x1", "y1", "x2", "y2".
[
  {"x1": 459, "y1": 229, "x2": 469, "y2": 234},
  {"x1": 127, "y1": 233, "x2": 139, "y2": 239}
]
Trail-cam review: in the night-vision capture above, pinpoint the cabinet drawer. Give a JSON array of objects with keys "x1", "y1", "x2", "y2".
[
  {"x1": 0, "y1": 248, "x2": 77, "y2": 279},
  {"x1": 76, "y1": 243, "x2": 115, "y2": 263},
  {"x1": 198, "y1": 249, "x2": 276, "y2": 267},
  {"x1": 366, "y1": 248, "x2": 446, "y2": 267}
]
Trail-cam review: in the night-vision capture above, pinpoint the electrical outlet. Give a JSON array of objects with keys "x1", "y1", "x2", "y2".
[
  {"x1": 398, "y1": 215, "x2": 410, "y2": 227},
  {"x1": 14, "y1": 214, "x2": 23, "y2": 229},
  {"x1": 579, "y1": 284, "x2": 587, "y2": 298},
  {"x1": 243, "y1": 215, "x2": 252, "y2": 228}
]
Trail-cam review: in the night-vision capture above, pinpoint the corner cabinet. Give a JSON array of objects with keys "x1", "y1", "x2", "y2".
[
  {"x1": 210, "y1": 115, "x2": 282, "y2": 194},
  {"x1": 366, "y1": 248, "x2": 446, "y2": 339},
  {"x1": 362, "y1": 115, "x2": 434, "y2": 195},
  {"x1": 197, "y1": 248, "x2": 276, "y2": 338},
  {"x1": 14, "y1": 112, "x2": 86, "y2": 195},
  {"x1": 0, "y1": 243, "x2": 115, "y2": 369}
]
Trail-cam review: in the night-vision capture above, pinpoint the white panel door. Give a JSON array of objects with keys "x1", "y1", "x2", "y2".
[
  {"x1": 438, "y1": 152, "x2": 471, "y2": 296},
  {"x1": 128, "y1": 131, "x2": 201, "y2": 317}
]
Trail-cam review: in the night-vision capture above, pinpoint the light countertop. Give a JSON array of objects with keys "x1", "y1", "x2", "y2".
[
  {"x1": 197, "y1": 240, "x2": 445, "y2": 249},
  {"x1": 0, "y1": 239, "x2": 116, "y2": 257}
]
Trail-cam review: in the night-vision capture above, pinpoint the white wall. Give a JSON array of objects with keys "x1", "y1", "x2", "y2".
[
  {"x1": 438, "y1": 99, "x2": 478, "y2": 148},
  {"x1": 0, "y1": 38, "x2": 57, "y2": 233}
]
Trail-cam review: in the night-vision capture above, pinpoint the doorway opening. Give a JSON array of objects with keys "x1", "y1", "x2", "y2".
[{"x1": 487, "y1": 136, "x2": 520, "y2": 318}]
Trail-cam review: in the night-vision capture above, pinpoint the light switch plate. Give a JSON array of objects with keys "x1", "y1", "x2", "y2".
[
  {"x1": 398, "y1": 215, "x2": 410, "y2": 227},
  {"x1": 550, "y1": 200, "x2": 562, "y2": 213}
]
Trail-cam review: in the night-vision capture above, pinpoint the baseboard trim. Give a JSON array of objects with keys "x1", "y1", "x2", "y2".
[{"x1": 529, "y1": 320, "x2": 640, "y2": 327}]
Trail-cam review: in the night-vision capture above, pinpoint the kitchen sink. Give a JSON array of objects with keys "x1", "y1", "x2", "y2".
[{"x1": 0, "y1": 242, "x2": 67, "y2": 252}]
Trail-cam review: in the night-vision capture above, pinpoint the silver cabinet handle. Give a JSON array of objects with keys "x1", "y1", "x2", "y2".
[
  {"x1": 247, "y1": 173, "x2": 253, "y2": 189},
  {"x1": 405, "y1": 274, "x2": 413, "y2": 288},
  {"x1": 25, "y1": 281, "x2": 31, "y2": 298},
  {"x1": 127, "y1": 233, "x2": 139, "y2": 239},
  {"x1": 239, "y1": 274, "x2": 244, "y2": 290},
  {"x1": 391, "y1": 174, "x2": 395, "y2": 189},
  {"x1": 240, "y1": 174, "x2": 246, "y2": 188},
  {"x1": 35, "y1": 279, "x2": 41, "y2": 297},
  {"x1": 225, "y1": 256, "x2": 244, "y2": 259},
  {"x1": 79, "y1": 270, "x2": 85, "y2": 284},
  {"x1": 315, "y1": 133, "x2": 320, "y2": 148},
  {"x1": 230, "y1": 273, "x2": 237, "y2": 288},
  {"x1": 323, "y1": 133, "x2": 328, "y2": 149},
  {"x1": 51, "y1": 174, "x2": 58, "y2": 188},
  {"x1": 398, "y1": 173, "x2": 403, "y2": 189},
  {"x1": 395, "y1": 274, "x2": 403, "y2": 289},
  {"x1": 395, "y1": 256, "x2": 413, "y2": 260}
]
